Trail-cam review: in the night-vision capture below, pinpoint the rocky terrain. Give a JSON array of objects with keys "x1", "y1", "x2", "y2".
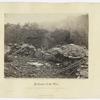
[{"x1": 4, "y1": 43, "x2": 88, "y2": 78}]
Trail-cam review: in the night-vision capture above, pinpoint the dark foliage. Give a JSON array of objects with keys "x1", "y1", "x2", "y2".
[{"x1": 5, "y1": 23, "x2": 88, "y2": 49}]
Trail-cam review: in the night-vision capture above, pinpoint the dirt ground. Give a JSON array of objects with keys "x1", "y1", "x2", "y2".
[
  {"x1": 4, "y1": 55, "x2": 88, "y2": 78},
  {"x1": 4, "y1": 44, "x2": 88, "y2": 78}
]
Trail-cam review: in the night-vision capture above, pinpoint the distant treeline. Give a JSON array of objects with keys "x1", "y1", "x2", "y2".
[{"x1": 5, "y1": 23, "x2": 88, "y2": 49}]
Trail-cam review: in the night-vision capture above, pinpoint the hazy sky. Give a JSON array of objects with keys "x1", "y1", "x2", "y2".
[
  {"x1": 5, "y1": 13, "x2": 81, "y2": 25},
  {"x1": 5, "y1": 13, "x2": 88, "y2": 32},
  {"x1": 5, "y1": 14, "x2": 69, "y2": 24}
]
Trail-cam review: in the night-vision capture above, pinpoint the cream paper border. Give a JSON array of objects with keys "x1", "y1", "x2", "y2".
[{"x1": 0, "y1": 3, "x2": 100, "y2": 98}]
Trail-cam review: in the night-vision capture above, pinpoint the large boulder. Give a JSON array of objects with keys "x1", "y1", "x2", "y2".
[
  {"x1": 44, "y1": 44, "x2": 87, "y2": 62},
  {"x1": 61, "y1": 44, "x2": 87, "y2": 59}
]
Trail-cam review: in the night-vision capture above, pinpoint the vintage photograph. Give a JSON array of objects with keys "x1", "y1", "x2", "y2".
[{"x1": 4, "y1": 13, "x2": 88, "y2": 78}]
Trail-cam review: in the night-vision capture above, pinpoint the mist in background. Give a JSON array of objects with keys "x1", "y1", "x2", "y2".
[{"x1": 5, "y1": 14, "x2": 88, "y2": 49}]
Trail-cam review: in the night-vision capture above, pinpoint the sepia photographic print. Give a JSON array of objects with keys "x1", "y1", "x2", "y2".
[
  {"x1": 1, "y1": 3, "x2": 100, "y2": 98},
  {"x1": 4, "y1": 13, "x2": 88, "y2": 78}
]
